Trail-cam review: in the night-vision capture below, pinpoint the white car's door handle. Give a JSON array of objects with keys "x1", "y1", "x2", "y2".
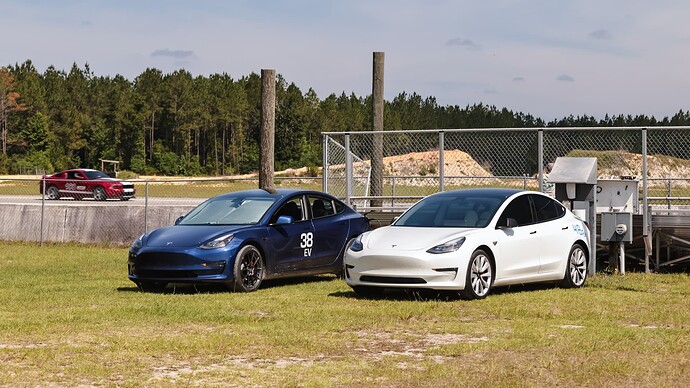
[
  {"x1": 562, "y1": 226, "x2": 569, "y2": 230},
  {"x1": 530, "y1": 231, "x2": 537, "y2": 234}
]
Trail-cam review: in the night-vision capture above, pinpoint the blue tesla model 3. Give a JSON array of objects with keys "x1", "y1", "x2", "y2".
[{"x1": 128, "y1": 189, "x2": 369, "y2": 292}]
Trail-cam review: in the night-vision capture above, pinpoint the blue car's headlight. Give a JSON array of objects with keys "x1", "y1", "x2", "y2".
[
  {"x1": 349, "y1": 234, "x2": 364, "y2": 252},
  {"x1": 427, "y1": 236, "x2": 466, "y2": 254},
  {"x1": 131, "y1": 234, "x2": 145, "y2": 251},
  {"x1": 199, "y1": 233, "x2": 234, "y2": 250}
]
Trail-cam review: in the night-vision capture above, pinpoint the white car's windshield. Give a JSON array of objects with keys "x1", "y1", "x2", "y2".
[
  {"x1": 395, "y1": 194, "x2": 504, "y2": 228},
  {"x1": 178, "y1": 196, "x2": 276, "y2": 225}
]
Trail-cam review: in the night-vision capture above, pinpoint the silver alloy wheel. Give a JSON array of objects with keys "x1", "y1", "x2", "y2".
[
  {"x1": 46, "y1": 186, "x2": 60, "y2": 200},
  {"x1": 93, "y1": 186, "x2": 106, "y2": 201},
  {"x1": 470, "y1": 253, "x2": 492, "y2": 297},
  {"x1": 569, "y1": 245, "x2": 587, "y2": 286}
]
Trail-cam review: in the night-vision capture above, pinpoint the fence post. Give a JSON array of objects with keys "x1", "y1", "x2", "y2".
[
  {"x1": 345, "y1": 133, "x2": 352, "y2": 207},
  {"x1": 322, "y1": 135, "x2": 329, "y2": 193},
  {"x1": 538, "y1": 129, "x2": 544, "y2": 192},
  {"x1": 439, "y1": 131, "x2": 445, "y2": 192},
  {"x1": 144, "y1": 181, "x2": 149, "y2": 233},
  {"x1": 40, "y1": 178, "x2": 45, "y2": 246},
  {"x1": 667, "y1": 178, "x2": 672, "y2": 209},
  {"x1": 642, "y1": 128, "x2": 650, "y2": 273},
  {"x1": 392, "y1": 176, "x2": 396, "y2": 207},
  {"x1": 370, "y1": 52, "x2": 385, "y2": 208}
]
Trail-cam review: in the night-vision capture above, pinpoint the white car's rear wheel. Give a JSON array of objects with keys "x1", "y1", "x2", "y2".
[
  {"x1": 461, "y1": 249, "x2": 493, "y2": 300},
  {"x1": 561, "y1": 244, "x2": 587, "y2": 288}
]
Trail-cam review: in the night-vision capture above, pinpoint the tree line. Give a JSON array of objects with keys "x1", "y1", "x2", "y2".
[{"x1": 1, "y1": 60, "x2": 690, "y2": 176}]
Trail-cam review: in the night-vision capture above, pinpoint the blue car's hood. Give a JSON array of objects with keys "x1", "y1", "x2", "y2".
[{"x1": 145, "y1": 225, "x2": 251, "y2": 248}]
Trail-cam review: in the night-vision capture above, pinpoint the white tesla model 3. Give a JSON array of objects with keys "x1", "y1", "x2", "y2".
[{"x1": 344, "y1": 188, "x2": 590, "y2": 299}]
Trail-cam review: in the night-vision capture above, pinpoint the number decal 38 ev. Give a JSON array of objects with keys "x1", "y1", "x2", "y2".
[{"x1": 300, "y1": 232, "x2": 314, "y2": 257}]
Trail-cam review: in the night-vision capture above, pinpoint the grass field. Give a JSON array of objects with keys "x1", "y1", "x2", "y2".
[{"x1": 0, "y1": 242, "x2": 688, "y2": 386}]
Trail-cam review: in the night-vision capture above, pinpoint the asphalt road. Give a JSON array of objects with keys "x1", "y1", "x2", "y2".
[{"x1": 0, "y1": 195, "x2": 206, "y2": 207}]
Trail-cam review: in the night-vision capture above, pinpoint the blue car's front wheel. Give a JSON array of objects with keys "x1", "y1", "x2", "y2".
[{"x1": 232, "y1": 245, "x2": 264, "y2": 292}]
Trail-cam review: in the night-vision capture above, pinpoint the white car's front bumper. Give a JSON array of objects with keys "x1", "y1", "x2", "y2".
[{"x1": 344, "y1": 249, "x2": 471, "y2": 290}]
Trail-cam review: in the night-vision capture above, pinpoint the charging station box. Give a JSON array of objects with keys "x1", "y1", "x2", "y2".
[{"x1": 600, "y1": 212, "x2": 633, "y2": 242}]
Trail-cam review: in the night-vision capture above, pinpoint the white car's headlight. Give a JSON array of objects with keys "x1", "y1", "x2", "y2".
[
  {"x1": 427, "y1": 236, "x2": 466, "y2": 254},
  {"x1": 199, "y1": 233, "x2": 234, "y2": 249},
  {"x1": 349, "y1": 234, "x2": 364, "y2": 252}
]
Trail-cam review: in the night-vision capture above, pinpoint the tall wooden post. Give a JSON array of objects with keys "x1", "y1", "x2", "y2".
[
  {"x1": 370, "y1": 52, "x2": 385, "y2": 208},
  {"x1": 259, "y1": 69, "x2": 276, "y2": 192}
]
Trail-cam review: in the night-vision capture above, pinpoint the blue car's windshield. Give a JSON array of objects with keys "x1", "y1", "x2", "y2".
[
  {"x1": 394, "y1": 193, "x2": 504, "y2": 228},
  {"x1": 178, "y1": 196, "x2": 277, "y2": 225}
]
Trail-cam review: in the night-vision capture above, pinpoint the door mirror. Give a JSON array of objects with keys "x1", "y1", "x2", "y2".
[
  {"x1": 275, "y1": 215, "x2": 294, "y2": 225},
  {"x1": 174, "y1": 216, "x2": 185, "y2": 225},
  {"x1": 498, "y1": 217, "x2": 518, "y2": 229}
]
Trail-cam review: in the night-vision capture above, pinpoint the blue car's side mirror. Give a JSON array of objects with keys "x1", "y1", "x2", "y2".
[
  {"x1": 174, "y1": 216, "x2": 185, "y2": 225},
  {"x1": 275, "y1": 215, "x2": 294, "y2": 225}
]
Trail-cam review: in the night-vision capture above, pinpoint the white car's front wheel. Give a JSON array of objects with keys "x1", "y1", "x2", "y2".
[{"x1": 461, "y1": 249, "x2": 493, "y2": 300}]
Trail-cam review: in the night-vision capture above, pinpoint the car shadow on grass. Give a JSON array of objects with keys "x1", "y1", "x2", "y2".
[
  {"x1": 117, "y1": 275, "x2": 339, "y2": 294},
  {"x1": 330, "y1": 282, "x2": 563, "y2": 302}
]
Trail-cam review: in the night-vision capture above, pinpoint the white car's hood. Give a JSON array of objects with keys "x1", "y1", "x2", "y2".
[{"x1": 365, "y1": 226, "x2": 474, "y2": 251}]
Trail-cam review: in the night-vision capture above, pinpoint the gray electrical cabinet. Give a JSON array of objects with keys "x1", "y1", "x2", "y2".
[{"x1": 601, "y1": 212, "x2": 633, "y2": 242}]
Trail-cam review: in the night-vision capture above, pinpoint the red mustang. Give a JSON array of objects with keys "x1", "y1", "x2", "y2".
[{"x1": 40, "y1": 169, "x2": 136, "y2": 201}]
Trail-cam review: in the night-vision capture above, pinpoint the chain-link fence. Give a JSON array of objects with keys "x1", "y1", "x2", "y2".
[
  {"x1": 323, "y1": 127, "x2": 690, "y2": 209},
  {"x1": 323, "y1": 129, "x2": 540, "y2": 210},
  {"x1": 0, "y1": 176, "x2": 321, "y2": 246}
]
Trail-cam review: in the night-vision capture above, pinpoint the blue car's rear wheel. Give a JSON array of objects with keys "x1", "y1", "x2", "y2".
[
  {"x1": 232, "y1": 245, "x2": 264, "y2": 292},
  {"x1": 560, "y1": 244, "x2": 587, "y2": 288}
]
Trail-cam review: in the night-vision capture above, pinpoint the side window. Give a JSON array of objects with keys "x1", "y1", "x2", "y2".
[
  {"x1": 498, "y1": 195, "x2": 534, "y2": 227},
  {"x1": 531, "y1": 194, "x2": 565, "y2": 223},
  {"x1": 270, "y1": 197, "x2": 304, "y2": 224},
  {"x1": 334, "y1": 200, "x2": 346, "y2": 214},
  {"x1": 309, "y1": 196, "x2": 335, "y2": 219}
]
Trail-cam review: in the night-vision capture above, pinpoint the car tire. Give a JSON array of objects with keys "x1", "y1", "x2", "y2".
[
  {"x1": 231, "y1": 245, "x2": 264, "y2": 292},
  {"x1": 137, "y1": 281, "x2": 168, "y2": 293},
  {"x1": 460, "y1": 249, "x2": 493, "y2": 300},
  {"x1": 93, "y1": 186, "x2": 107, "y2": 201},
  {"x1": 560, "y1": 244, "x2": 587, "y2": 288},
  {"x1": 46, "y1": 186, "x2": 60, "y2": 200},
  {"x1": 352, "y1": 286, "x2": 385, "y2": 299}
]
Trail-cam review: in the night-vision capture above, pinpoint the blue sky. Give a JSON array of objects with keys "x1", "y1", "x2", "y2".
[{"x1": 3, "y1": 0, "x2": 690, "y2": 121}]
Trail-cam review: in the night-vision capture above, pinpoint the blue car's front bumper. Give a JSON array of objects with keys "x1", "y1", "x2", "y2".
[{"x1": 128, "y1": 245, "x2": 237, "y2": 284}]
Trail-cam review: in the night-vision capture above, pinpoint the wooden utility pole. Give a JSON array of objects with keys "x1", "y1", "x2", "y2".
[
  {"x1": 259, "y1": 69, "x2": 276, "y2": 192},
  {"x1": 370, "y1": 52, "x2": 385, "y2": 207}
]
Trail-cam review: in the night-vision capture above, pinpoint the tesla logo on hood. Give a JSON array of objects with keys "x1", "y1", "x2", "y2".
[{"x1": 166, "y1": 241, "x2": 173, "y2": 246}]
